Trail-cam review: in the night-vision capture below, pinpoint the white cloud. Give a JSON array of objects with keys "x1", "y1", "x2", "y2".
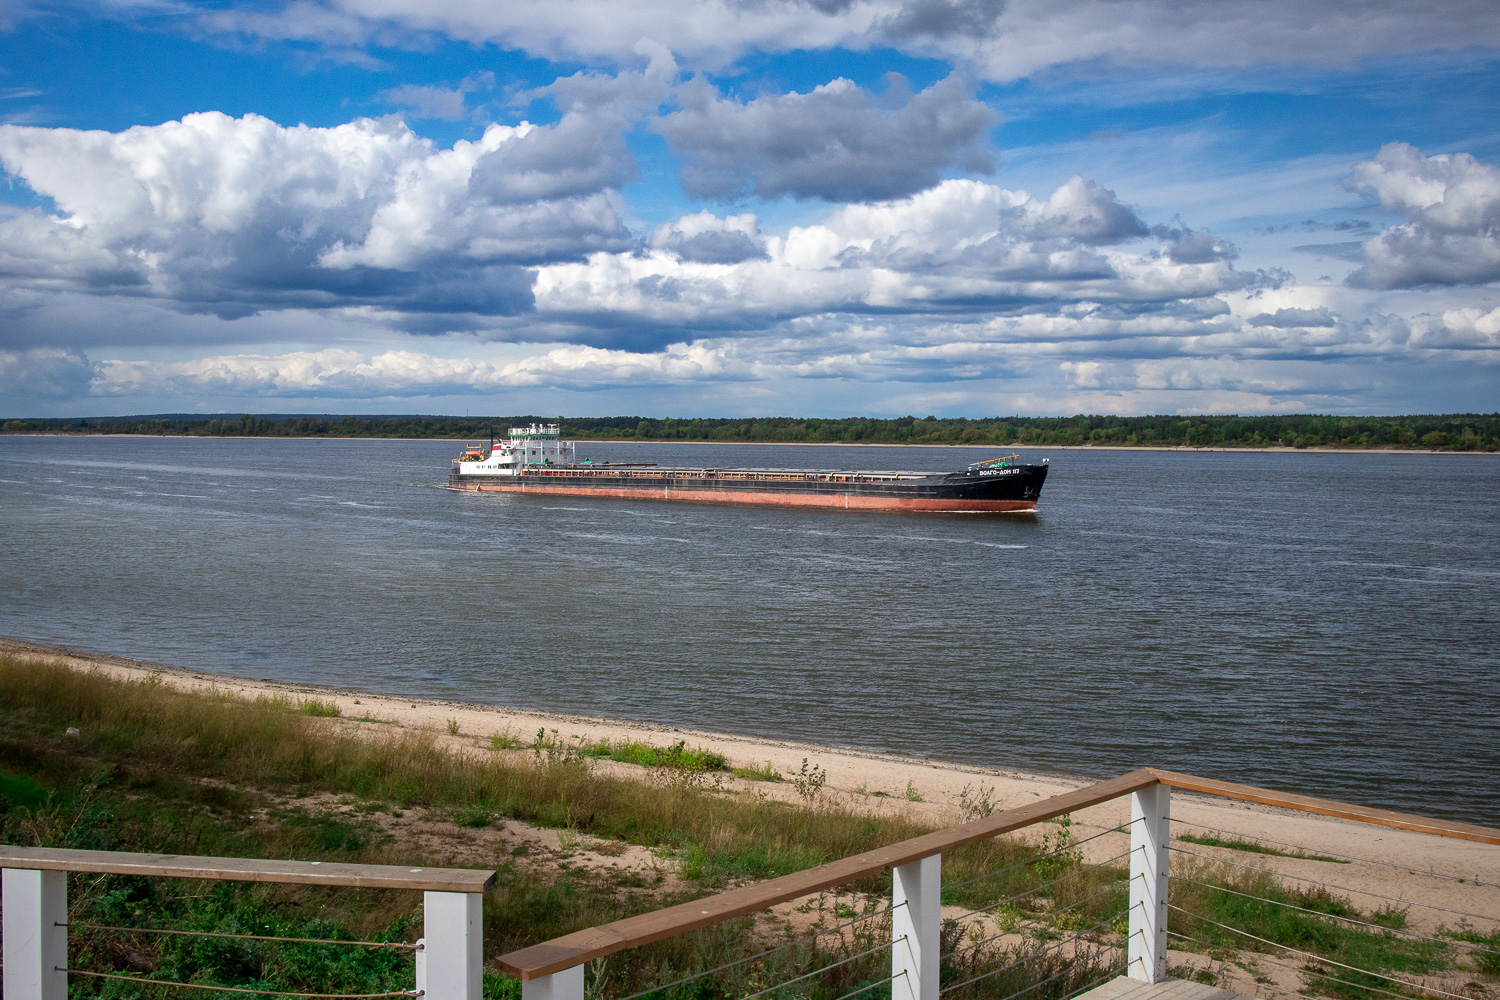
[
  {"x1": 0, "y1": 111, "x2": 633, "y2": 321},
  {"x1": 193, "y1": 0, "x2": 1500, "y2": 83},
  {"x1": 1346, "y1": 143, "x2": 1500, "y2": 290},
  {"x1": 655, "y1": 74, "x2": 994, "y2": 201},
  {"x1": 379, "y1": 72, "x2": 494, "y2": 121},
  {"x1": 89, "y1": 344, "x2": 758, "y2": 397}
]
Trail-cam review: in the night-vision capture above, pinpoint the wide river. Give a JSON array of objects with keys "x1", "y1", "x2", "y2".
[{"x1": 1, "y1": 435, "x2": 1496, "y2": 823}]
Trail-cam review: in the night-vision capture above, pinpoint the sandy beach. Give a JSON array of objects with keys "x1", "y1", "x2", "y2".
[{"x1": 3, "y1": 635, "x2": 1495, "y2": 928}]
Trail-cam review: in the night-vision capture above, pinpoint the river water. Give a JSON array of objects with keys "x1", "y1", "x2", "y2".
[{"x1": 1, "y1": 435, "x2": 1496, "y2": 823}]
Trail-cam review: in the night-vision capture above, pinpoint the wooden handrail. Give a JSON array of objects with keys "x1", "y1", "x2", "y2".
[
  {"x1": 495, "y1": 768, "x2": 1161, "y2": 979},
  {"x1": 0, "y1": 846, "x2": 496, "y2": 893},
  {"x1": 496, "y1": 766, "x2": 1500, "y2": 979},
  {"x1": 1147, "y1": 769, "x2": 1500, "y2": 845}
]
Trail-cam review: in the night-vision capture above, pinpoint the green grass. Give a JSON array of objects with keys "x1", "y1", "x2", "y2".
[
  {"x1": 1169, "y1": 861, "x2": 1451, "y2": 1000},
  {"x1": 580, "y1": 737, "x2": 728, "y2": 772},
  {"x1": 732, "y1": 761, "x2": 781, "y2": 782},
  {"x1": 297, "y1": 699, "x2": 341, "y2": 718},
  {"x1": 4, "y1": 654, "x2": 1473, "y2": 1000},
  {"x1": 1177, "y1": 832, "x2": 1350, "y2": 864}
]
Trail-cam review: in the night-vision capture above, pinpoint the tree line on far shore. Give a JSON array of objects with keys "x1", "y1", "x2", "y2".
[{"x1": 3, "y1": 412, "x2": 1498, "y2": 451}]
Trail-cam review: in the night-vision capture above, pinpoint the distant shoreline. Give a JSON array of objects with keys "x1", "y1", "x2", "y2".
[{"x1": 0, "y1": 432, "x2": 1490, "y2": 455}]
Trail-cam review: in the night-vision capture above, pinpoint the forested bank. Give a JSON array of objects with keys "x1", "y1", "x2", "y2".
[{"x1": 3, "y1": 412, "x2": 1498, "y2": 450}]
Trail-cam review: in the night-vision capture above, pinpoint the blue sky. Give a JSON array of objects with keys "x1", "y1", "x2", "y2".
[{"x1": 1, "y1": 0, "x2": 1498, "y2": 417}]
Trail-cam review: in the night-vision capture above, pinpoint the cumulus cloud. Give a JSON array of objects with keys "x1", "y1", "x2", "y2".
[
  {"x1": 655, "y1": 74, "x2": 994, "y2": 201},
  {"x1": 0, "y1": 111, "x2": 635, "y2": 322},
  {"x1": 530, "y1": 179, "x2": 1257, "y2": 351},
  {"x1": 1345, "y1": 143, "x2": 1500, "y2": 289}
]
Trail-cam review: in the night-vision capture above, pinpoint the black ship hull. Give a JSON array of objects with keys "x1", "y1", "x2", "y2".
[{"x1": 447, "y1": 462, "x2": 1047, "y2": 512}]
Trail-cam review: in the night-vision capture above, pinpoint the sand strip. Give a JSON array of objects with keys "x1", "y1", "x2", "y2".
[{"x1": 2, "y1": 635, "x2": 1496, "y2": 929}]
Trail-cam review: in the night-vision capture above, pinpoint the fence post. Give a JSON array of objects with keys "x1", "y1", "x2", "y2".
[
  {"x1": 419, "y1": 891, "x2": 483, "y2": 1000},
  {"x1": 892, "y1": 853, "x2": 940, "y2": 1000},
  {"x1": 3, "y1": 868, "x2": 69, "y2": 1000},
  {"x1": 1128, "y1": 784, "x2": 1170, "y2": 984},
  {"x1": 521, "y1": 965, "x2": 585, "y2": 1000}
]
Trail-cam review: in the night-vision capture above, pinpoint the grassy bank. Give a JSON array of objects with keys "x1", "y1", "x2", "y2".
[{"x1": 1, "y1": 656, "x2": 1490, "y2": 1000}]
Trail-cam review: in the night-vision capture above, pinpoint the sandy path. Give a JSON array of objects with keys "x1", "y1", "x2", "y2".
[{"x1": 3, "y1": 636, "x2": 1497, "y2": 939}]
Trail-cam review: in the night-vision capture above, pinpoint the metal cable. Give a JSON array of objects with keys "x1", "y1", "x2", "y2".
[
  {"x1": 734, "y1": 936, "x2": 902, "y2": 1000},
  {"x1": 1167, "y1": 875, "x2": 1500, "y2": 959},
  {"x1": 938, "y1": 916, "x2": 1124, "y2": 995},
  {"x1": 1166, "y1": 846, "x2": 1500, "y2": 926},
  {"x1": 61, "y1": 922, "x2": 419, "y2": 950},
  {"x1": 945, "y1": 906, "x2": 1125, "y2": 966},
  {"x1": 58, "y1": 969, "x2": 419, "y2": 997},
  {"x1": 1168, "y1": 929, "x2": 1474, "y2": 1000},
  {"x1": 1166, "y1": 904, "x2": 1485, "y2": 1000},
  {"x1": 947, "y1": 851, "x2": 1133, "y2": 927},
  {"x1": 1169, "y1": 819, "x2": 1500, "y2": 889},
  {"x1": 944, "y1": 822, "x2": 1140, "y2": 893},
  {"x1": 611, "y1": 901, "x2": 907, "y2": 1000},
  {"x1": 827, "y1": 970, "x2": 905, "y2": 1000},
  {"x1": 1054, "y1": 963, "x2": 1129, "y2": 1000},
  {"x1": 942, "y1": 888, "x2": 1127, "y2": 962}
]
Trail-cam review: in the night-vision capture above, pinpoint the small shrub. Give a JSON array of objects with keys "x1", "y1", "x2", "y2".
[
  {"x1": 733, "y1": 761, "x2": 781, "y2": 782},
  {"x1": 491, "y1": 729, "x2": 524, "y2": 750},
  {"x1": 958, "y1": 783, "x2": 997, "y2": 821},
  {"x1": 447, "y1": 718, "x2": 460, "y2": 735},
  {"x1": 792, "y1": 759, "x2": 827, "y2": 804},
  {"x1": 298, "y1": 699, "x2": 341, "y2": 717},
  {"x1": 454, "y1": 804, "x2": 493, "y2": 828},
  {"x1": 905, "y1": 779, "x2": 923, "y2": 802}
]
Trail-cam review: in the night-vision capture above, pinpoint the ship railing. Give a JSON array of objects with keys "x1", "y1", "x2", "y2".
[
  {"x1": 496, "y1": 768, "x2": 1500, "y2": 1000},
  {"x1": 1, "y1": 848, "x2": 495, "y2": 1000}
]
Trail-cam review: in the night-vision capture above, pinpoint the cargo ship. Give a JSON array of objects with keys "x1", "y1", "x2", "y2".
[{"x1": 447, "y1": 424, "x2": 1048, "y2": 513}]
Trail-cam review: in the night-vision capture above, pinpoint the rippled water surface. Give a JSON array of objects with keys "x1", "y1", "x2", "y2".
[{"x1": 1, "y1": 435, "x2": 1497, "y2": 822}]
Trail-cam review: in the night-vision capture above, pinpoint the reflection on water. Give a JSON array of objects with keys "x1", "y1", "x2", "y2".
[{"x1": 1, "y1": 435, "x2": 1497, "y2": 822}]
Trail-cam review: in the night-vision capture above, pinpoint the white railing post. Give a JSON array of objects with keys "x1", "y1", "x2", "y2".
[
  {"x1": 521, "y1": 964, "x2": 585, "y2": 1000},
  {"x1": 892, "y1": 854, "x2": 940, "y2": 1000},
  {"x1": 1128, "y1": 784, "x2": 1170, "y2": 984},
  {"x1": 3, "y1": 868, "x2": 69, "y2": 1000},
  {"x1": 418, "y1": 891, "x2": 483, "y2": 1000}
]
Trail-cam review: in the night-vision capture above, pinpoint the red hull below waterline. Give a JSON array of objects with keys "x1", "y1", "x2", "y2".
[{"x1": 446, "y1": 481, "x2": 1038, "y2": 512}]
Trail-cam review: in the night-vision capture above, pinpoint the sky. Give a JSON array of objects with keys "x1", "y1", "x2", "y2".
[{"x1": 1, "y1": 0, "x2": 1498, "y2": 418}]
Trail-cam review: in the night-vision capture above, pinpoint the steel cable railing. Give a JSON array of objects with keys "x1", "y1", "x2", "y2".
[
  {"x1": 937, "y1": 913, "x2": 1126, "y2": 995},
  {"x1": 945, "y1": 850, "x2": 1133, "y2": 931},
  {"x1": 943, "y1": 823, "x2": 1139, "y2": 894},
  {"x1": 1168, "y1": 819, "x2": 1500, "y2": 890},
  {"x1": 57, "y1": 968, "x2": 420, "y2": 998},
  {"x1": 609, "y1": 900, "x2": 907, "y2": 1000},
  {"x1": 954, "y1": 958, "x2": 1126, "y2": 1000},
  {"x1": 57, "y1": 918, "x2": 421, "y2": 998},
  {"x1": 942, "y1": 887, "x2": 1127, "y2": 962},
  {"x1": 1166, "y1": 929, "x2": 1427, "y2": 1000},
  {"x1": 1166, "y1": 903, "x2": 1486, "y2": 1000},
  {"x1": 1166, "y1": 845, "x2": 1500, "y2": 926},
  {"x1": 61, "y1": 921, "x2": 420, "y2": 950},
  {"x1": 733, "y1": 936, "x2": 904, "y2": 1000},
  {"x1": 828, "y1": 970, "x2": 906, "y2": 1000},
  {"x1": 1167, "y1": 874, "x2": 1500, "y2": 960}
]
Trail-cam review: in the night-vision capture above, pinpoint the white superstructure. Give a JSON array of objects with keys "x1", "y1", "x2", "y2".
[{"x1": 455, "y1": 424, "x2": 576, "y2": 477}]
